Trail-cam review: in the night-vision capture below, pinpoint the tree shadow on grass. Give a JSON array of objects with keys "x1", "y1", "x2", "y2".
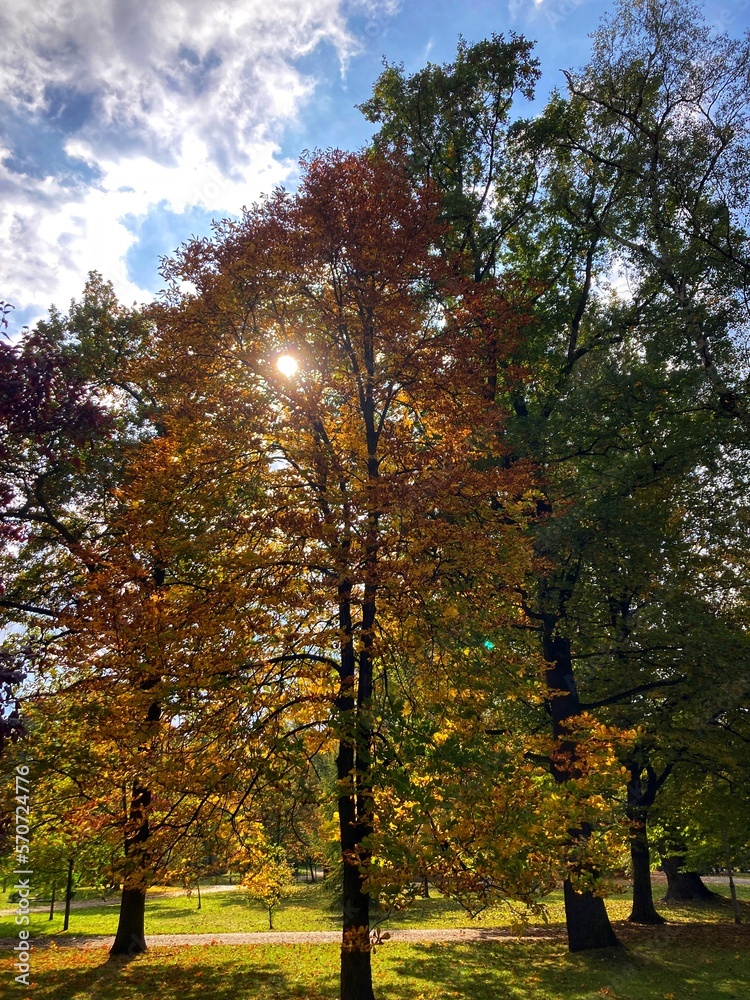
[
  {"x1": 380, "y1": 894, "x2": 465, "y2": 926},
  {"x1": 12, "y1": 944, "x2": 340, "y2": 1000},
  {"x1": 379, "y1": 928, "x2": 750, "y2": 1000},
  {"x1": 658, "y1": 894, "x2": 750, "y2": 924},
  {"x1": 378, "y1": 940, "x2": 644, "y2": 999}
]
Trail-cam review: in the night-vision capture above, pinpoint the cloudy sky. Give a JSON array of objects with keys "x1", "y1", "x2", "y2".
[{"x1": 1, "y1": 0, "x2": 748, "y2": 331}]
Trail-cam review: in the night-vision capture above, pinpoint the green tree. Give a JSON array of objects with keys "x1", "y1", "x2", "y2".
[
  {"x1": 361, "y1": 0, "x2": 750, "y2": 952},
  {"x1": 360, "y1": 33, "x2": 539, "y2": 283}
]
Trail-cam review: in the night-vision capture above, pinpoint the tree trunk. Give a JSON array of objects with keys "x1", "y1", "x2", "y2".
[
  {"x1": 110, "y1": 779, "x2": 152, "y2": 957},
  {"x1": 564, "y1": 881, "x2": 621, "y2": 951},
  {"x1": 337, "y1": 391, "x2": 381, "y2": 1000},
  {"x1": 337, "y1": 713, "x2": 375, "y2": 1000},
  {"x1": 721, "y1": 822, "x2": 741, "y2": 924},
  {"x1": 63, "y1": 858, "x2": 74, "y2": 931},
  {"x1": 661, "y1": 856, "x2": 719, "y2": 901},
  {"x1": 336, "y1": 585, "x2": 375, "y2": 1000},
  {"x1": 545, "y1": 625, "x2": 621, "y2": 951},
  {"x1": 197, "y1": 881, "x2": 201, "y2": 910},
  {"x1": 341, "y1": 940, "x2": 375, "y2": 1000},
  {"x1": 626, "y1": 763, "x2": 666, "y2": 924},
  {"x1": 110, "y1": 885, "x2": 148, "y2": 956},
  {"x1": 338, "y1": 815, "x2": 374, "y2": 993},
  {"x1": 628, "y1": 826, "x2": 665, "y2": 924},
  {"x1": 48, "y1": 882, "x2": 56, "y2": 921}
]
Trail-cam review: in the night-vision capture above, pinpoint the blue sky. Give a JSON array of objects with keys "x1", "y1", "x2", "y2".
[{"x1": 1, "y1": 0, "x2": 748, "y2": 332}]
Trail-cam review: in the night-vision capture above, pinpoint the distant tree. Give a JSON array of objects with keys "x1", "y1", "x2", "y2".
[{"x1": 238, "y1": 828, "x2": 296, "y2": 930}]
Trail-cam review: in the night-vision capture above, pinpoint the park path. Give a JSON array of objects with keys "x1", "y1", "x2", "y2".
[
  {"x1": 1, "y1": 876, "x2": 743, "y2": 951},
  {"x1": 0, "y1": 925, "x2": 564, "y2": 950}
]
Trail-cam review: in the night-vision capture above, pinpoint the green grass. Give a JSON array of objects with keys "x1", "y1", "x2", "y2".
[
  {"x1": 1, "y1": 925, "x2": 748, "y2": 999},
  {"x1": 1, "y1": 879, "x2": 748, "y2": 940},
  {"x1": 0, "y1": 884, "x2": 332, "y2": 939}
]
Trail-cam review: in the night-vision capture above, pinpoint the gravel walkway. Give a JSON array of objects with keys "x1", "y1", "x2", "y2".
[{"x1": 0, "y1": 926, "x2": 564, "y2": 951}]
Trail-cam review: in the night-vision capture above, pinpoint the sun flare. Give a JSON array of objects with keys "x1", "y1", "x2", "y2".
[{"x1": 276, "y1": 354, "x2": 299, "y2": 378}]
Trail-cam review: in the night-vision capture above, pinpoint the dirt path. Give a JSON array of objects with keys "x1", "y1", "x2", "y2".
[
  {"x1": 0, "y1": 926, "x2": 564, "y2": 951},
  {"x1": 1, "y1": 919, "x2": 746, "y2": 952}
]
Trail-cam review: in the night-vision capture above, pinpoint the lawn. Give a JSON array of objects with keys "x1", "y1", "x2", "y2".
[
  {"x1": 0, "y1": 925, "x2": 748, "y2": 1000},
  {"x1": 0, "y1": 879, "x2": 748, "y2": 940}
]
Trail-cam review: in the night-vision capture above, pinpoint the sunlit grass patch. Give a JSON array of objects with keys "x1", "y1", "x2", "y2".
[
  {"x1": 1, "y1": 878, "x2": 747, "y2": 941},
  {"x1": 1, "y1": 925, "x2": 749, "y2": 1000}
]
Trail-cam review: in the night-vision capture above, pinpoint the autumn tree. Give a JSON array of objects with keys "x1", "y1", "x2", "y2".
[
  {"x1": 238, "y1": 828, "x2": 296, "y2": 930},
  {"x1": 153, "y1": 148, "x2": 541, "y2": 1000},
  {"x1": 0, "y1": 279, "x2": 160, "y2": 942},
  {"x1": 0, "y1": 277, "x2": 158, "y2": 731},
  {"x1": 0, "y1": 279, "x2": 309, "y2": 954},
  {"x1": 362, "y1": 31, "x2": 628, "y2": 951}
]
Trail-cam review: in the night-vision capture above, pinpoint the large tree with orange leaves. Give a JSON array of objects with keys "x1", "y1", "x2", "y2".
[
  {"x1": 2, "y1": 151, "x2": 561, "y2": 998},
  {"x1": 144, "y1": 149, "x2": 541, "y2": 999}
]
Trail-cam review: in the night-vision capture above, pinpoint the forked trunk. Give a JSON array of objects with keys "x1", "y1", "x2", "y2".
[{"x1": 336, "y1": 582, "x2": 376, "y2": 1000}]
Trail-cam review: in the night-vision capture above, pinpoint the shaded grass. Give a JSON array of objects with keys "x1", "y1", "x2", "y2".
[
  {"x1": 1, "y1": 924, "x2": 749, "y2": 999},
  {"x1": 1, "y1": 879, "x2": 748, "y2": 940}
]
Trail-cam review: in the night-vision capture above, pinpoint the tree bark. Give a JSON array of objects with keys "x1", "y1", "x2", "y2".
[
  {"x1": 338, "y1": 345, "x2": 380, "y2": 1000},
  {"x1": 48, "y1": 882, "x2": 56, "y2": 921},
  {"x1": 721, "y1": 829, "x2": 742, "y2": 925},
  {"x1": 336, "y1": 586, "x2": 375, "y2": 1000},
  {"x1": 110, "y1": 885, "x2": 148, "y2": 956},
  {"x1": 628, "y1": 826, "x2": 665, "y2": 924},
  {"x1": 110, "y1": 779, "x2": 152, "y2": 957},
  {"x1": 340, "y1": 840, "x2": 373, "y2": 1000},
  {"x1": 661, "y1": 856, "x2": 720, "y2": 902},
  {"x1": 544, "y1": 624, "x2": 621, "y2": 951},
  {"x1": 63, "y1": 858, "x2": 74, "y2": 931},
  {"x1": 420, "y1": 872, "x2": 430, "y2": 898},
  {"x1": 626, "y1": 762, "x2": 666, "y2": 924},
  {"x1": 564, "y1": 881, "x2": 621, "y2": 951}
]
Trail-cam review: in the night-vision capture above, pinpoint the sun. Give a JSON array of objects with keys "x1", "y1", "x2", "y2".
[{"x1": 276, "y1": 354, "x2": 299, "y2": 378}]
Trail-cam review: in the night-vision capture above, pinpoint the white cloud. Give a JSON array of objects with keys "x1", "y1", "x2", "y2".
[{"x1": 0, "y1": 0, "x2": 396, "y2": 321}]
